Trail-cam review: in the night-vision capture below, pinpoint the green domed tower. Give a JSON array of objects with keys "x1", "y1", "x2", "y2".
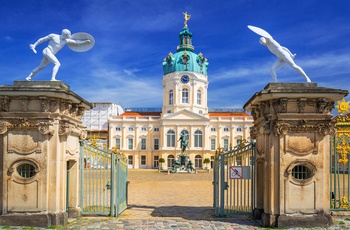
[{"x1": 161, "y1": 13, "x2": 209, "y2": 116}]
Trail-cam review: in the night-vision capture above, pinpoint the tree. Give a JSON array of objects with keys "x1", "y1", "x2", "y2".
[
  {"x1": 159, "y1": 158, "x2": 165, "y2": 170},
  {"x1": 203, "y1": 158, "x2": 210, "y2": 169}
]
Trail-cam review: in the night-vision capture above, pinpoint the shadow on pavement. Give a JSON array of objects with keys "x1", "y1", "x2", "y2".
[{"x1": 120, "y1": 204, "x2": 258, "y2": 223}]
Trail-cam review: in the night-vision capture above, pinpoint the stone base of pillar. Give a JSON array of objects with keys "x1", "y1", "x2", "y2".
[
  {"x1": 277, "y1": 214, "x2": 333, "y2": 228},
  {"x1": 0, "y1": 212, "x2": 67, "y2": 228},
  {"x1": 261, "y1": 212, "x2": 279, "y2": 227},
  {"x1": 68, "y1": 207, "x2": 82, "y2": 218},
  {"x1": 252, "y1": 208, "x2": 264, "y2": 219}
]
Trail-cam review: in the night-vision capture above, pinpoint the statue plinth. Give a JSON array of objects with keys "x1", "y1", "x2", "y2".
[
  {"x1": 0, "y1": 81, "x2": 91, "y2": 227},
  {"x1": 244, "y1": 82, "x2": 348, "y2": 228}
]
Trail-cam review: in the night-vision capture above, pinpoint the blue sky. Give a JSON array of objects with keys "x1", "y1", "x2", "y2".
[{"x1": 1, "y1": 0, "x2": 350, "y2": 112}]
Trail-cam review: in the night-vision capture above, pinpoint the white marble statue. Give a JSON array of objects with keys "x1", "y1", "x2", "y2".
[
  {"x1": 248, "y1": 25, "x2": 311, "y2": 83},
  {"x1": 26, "y1": 29, "x2": 93, "y2": 81}
]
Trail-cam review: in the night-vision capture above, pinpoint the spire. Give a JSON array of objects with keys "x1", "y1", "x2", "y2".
[{"x1": 177, "y1": 12, "x2": 194, "y2": 52}]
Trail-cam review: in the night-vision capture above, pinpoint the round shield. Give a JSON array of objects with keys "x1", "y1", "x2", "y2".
[
  {"x1": 247, "y1": 25, "x2": 273, "y2": 39},
  {"x1": 68, "y1": 32, "x2": 95, "y2": 52}
]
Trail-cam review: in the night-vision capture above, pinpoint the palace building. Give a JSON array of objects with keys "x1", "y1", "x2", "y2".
[{"x1": 107, "y1": 17, "x2": 253, "y2": 169}]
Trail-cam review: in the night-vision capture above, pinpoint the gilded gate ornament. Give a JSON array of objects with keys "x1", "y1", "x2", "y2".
[
  {"x1": 334, "y1": 99, "x2": 350, "y2": 165},
  {"x1": 335, "y1": 98, "x2": 350, "y2": 115}
]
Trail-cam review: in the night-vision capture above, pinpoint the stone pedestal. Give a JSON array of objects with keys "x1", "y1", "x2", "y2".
[
  {"x1": 244, "y1": 83, "x2": 348, "y2": 228},
  {"x1": 0, "y1": 81, "x2": 91, "y2": 227}
]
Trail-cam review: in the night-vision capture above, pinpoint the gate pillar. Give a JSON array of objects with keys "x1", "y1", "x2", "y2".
[
  {"x1": 0, "y1": 81, "x2": 91, "y2": 227},
  {"x1": 244, "y1": 83, "x2": 348, "y2": 228}
]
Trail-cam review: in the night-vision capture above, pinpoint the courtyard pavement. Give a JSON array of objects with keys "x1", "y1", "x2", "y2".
[{"x1": 2, "y1": 169, "x2": 350, "y2": 229}]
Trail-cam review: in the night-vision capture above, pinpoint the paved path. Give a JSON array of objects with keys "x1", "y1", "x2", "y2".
[{"x1": 2, "y1": 169, "x2": 350, "y2": 229}]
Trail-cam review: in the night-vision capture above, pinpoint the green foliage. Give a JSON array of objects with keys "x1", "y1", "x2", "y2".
[
  {"x1": 159, "y1": 158, "x2": 165, "y2": 163},
  {"x1": 203, "y1": 158, "x2": 210, "y2": 164}
]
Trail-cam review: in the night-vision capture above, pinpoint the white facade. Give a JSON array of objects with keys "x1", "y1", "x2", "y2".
[
  {"x1": 109, "y1": 110, "x2": 253, "y2": 169},
  {"x1": 107, "y1": 23, "x2": 253, "y2": 169}
]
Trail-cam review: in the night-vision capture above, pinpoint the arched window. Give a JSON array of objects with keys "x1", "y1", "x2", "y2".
[
  {"x1": 194, "y1": 130, "x2": 202, "y2": 147},
  {"x1": 182, "y1": 88, "x2": 188, "y2": 103},
  {"x1": 167, "y1": 130, "x2": 175, "y2": 147},
  {"x1": 197, "y1": 90, "x2": 201, "y2": 105},
  {"x1": 195, "y1": 155, "x2": 202, "y2": 168},
  {"x1": 169, "y1": 89, "x2": 173, "y2": 105},
  {"x1": 168, "y1": 155, "x2": 175, "y2": 168}
]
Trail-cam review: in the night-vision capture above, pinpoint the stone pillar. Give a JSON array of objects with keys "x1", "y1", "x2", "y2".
[
  {"x1": 0, "y1": 81, "x2": 91, "y2": 227},
  {"x1": 244, "y1": 83, "x2": 348, "y2": 228}
]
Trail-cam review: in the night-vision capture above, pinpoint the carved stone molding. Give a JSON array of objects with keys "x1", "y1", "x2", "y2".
[
  {"x1": 60, "y1": 101, "x2": 72, "y2": 115},
  {"x1": 272, "y1": 98, "x2": 288, "y2": 113},
  {"x1": 273, "y1": 120, "x2": 335, "y2": 136},
  {"x1": 285, "y1": 135, "x2": 317, "y2": 156},
  {"x1": 20, "y1": 96, "x2": 29, "y2": 112},
  {"x1": 0, "y1": 96, "x2": 10, "y2": 112},
  {"x1": 40, "y1": 98, "x2": 50, "y2": 112},
  {"x1": 37, "y1": 122, "x2": 54, "y2": 135},
  {"x1": 59, "y1": 123, "x2": 84, "y2": 137},
  {"x1": 316, "y1": 98, "x2": 334, "y2": 113},
  {"x1": 275, "y1": 122, "x2": 291, "y2": 135},
  {"x1": 59, "y1": 124, "x2": 70, "y2": 136},
  {"x1": 0, "y1": 121, "x2": 10, "y2": 134},
  {"x1": 250, "y1": 125, "x2": 259, "y2": 139},
  {"x1": 298, "y1": 98, "x2": 307, "y2": 113},
  {"x1": 315, "y1": 123, "x2": 336, "y2": 136},
  {"x1": 79, "y1": 130, "x2": 87, "y2": 140}
]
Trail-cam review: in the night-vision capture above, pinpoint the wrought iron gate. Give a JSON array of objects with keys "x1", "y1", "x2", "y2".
[
  {"x1": 330, "y1": 99, "x2": 350, "y2": 210},
  {"x1": 213, "y1": 141, "x2": 256, "y2": 216},
  {"x1": 79, "y1": 141, "x2": 128, "y2": 216}
]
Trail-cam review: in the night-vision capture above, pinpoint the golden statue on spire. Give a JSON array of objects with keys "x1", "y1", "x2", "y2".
[{"x1": 183, "y1": 12, "x2": 191, "y2": 28}]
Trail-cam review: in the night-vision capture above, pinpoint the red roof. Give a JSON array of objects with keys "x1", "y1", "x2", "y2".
[
  {"x1": 209, "y1": 112, "x2": 250, "y2": 117},
  {"x1": 120, "y1": 111, "x2": 161, "y2": 117}
]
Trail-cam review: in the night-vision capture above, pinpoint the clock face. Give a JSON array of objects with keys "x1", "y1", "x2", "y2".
[{"x1": 181, "y1": 75, "x2": 189, "y2": 84}]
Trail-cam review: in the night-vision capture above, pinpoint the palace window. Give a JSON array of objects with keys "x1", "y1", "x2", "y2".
[
  {"x1": 169, "y1": 89, "x2": 174, "y2": 105},
  {"x1": 115, "y1": 138, "x2": 121, "y2": 150},
  {"x1": 195, "y1": 155, "x2": 202, "y2": 168},
  {"x1": 182, "y1": 88, "x2": 189, "y2": 103},
  {"x1": 128, "y1": 155, "x2": 133, "y2": 165},
  {"x1": 153, "y1": 156, "x2": 159, "y2": 168},
  {"x1": 154, "y1": 127, "x2": 159, "y2": 132},
  {"x1": 194, "y1": 130, "x2": 202, "y2": 147},
  {"x1": 141, "y1": 156, "x2": 146, "y2": 165},
  {"x1": 116, "y1": 127, "x2": 121, "y2": 131},
  {"x1": 223, "y1": 139, "x2": 229, "y2": 151},
  {"x1": 211, "y1": 127, "x2": 216, "y2": 132},
  {"x1": 141, "y1": 138, "x2": 146, "y2": 150},
  {"x1": 167, "y1": 130, "x2": 176, "y2": 147},
  {"x1": 128, "y1": 127, "x2": 134, "y2": 132},
  {"x1": 237, "y1": 127, "x2": 242, "y2": 132},
  {"x1": 128, "y1": 138, "x2": 133, "y2": 150},
  {"x1": 211, "y1": 139, "x2": 216, "y2": 150},
  {"x1": 141, "y1": 127, "x2": 147, "y2": 132},
  {"x1": 224, "y1": 127, "x2": 229, "y2": 132},
  {"x1": 197, "y1": 90, "x2": 201, "y2": 105},
  {"x1": 168, "y1": 155, "x2": 175, "y2": 168},
  {"x1": 154, "y1": 138, "x2": 159, "y2": 150}
]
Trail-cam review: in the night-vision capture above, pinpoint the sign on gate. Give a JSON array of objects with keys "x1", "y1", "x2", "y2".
[
  {"x1": 230, "y1": 166, "x2": 251, "y2": 179},
  {"x1": 230, "y1": 166, "x2": 243, "y2": 179}
]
